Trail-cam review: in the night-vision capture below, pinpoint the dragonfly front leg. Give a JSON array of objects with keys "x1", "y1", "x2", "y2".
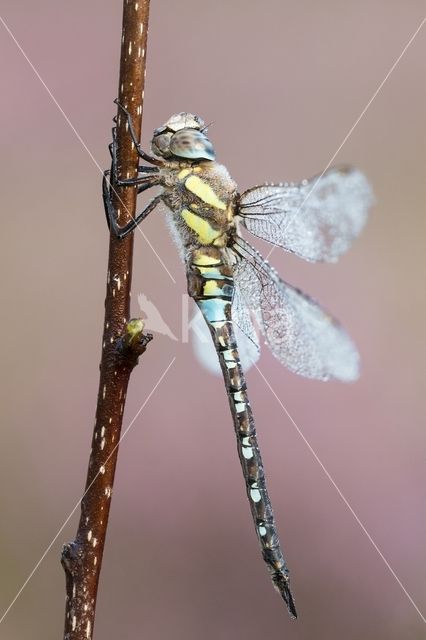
[
  {"x1": 109, "y1": 124, "x2": 160, "y2": 189},
  {"x1": 102, "y1": 169, "x2": 162, "y2": 239},
  {"x1": 114, "y1": 99, "x2": 163, "y2": 167}
]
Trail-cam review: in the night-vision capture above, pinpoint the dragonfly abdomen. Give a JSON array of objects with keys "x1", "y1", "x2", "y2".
[{"x1": 189, "y1": 248, "x2": 297, "y2": 618}]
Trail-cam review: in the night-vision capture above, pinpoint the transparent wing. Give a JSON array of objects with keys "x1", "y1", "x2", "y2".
[
  {"x1": 232, "y1": 237, "x2": 360, "y2": 381},
  {"x1": 232, "y1": 276, "x2": 261, "y2": 355},
  {"x1": 238, "y1": 166, "x2": 373, "y2": 262}
]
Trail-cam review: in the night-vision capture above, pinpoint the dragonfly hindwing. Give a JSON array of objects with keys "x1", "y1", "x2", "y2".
[{"x1": 232, "y1": 237, "x2": 360, "y2": 381}]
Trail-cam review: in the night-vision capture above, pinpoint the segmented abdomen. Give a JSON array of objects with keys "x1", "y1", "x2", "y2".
[{"x1": 188, "y1": 248, "x2": 297, "y2": 618}]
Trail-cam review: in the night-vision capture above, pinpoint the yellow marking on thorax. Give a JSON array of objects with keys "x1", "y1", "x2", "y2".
[
  {"x1": 178, "y1": 168, "x2": 192, "y2": 180},
  {"x1": 226, "y1": 204, "x2": 234, "y2": 222},
  {"x1": 185, "y1": 175, "x2": 227, "y2": 210},
  {"x1": 181, "y1": 209, "x2": 222, "y2": 244},
  {"x1": 212, "y1": 236, "x2": 226, "y2": 247}
]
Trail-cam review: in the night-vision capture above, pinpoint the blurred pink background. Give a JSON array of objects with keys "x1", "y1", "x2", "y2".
[{"x1": 0, "y1": 2, "x2": 425, "y2": 638}]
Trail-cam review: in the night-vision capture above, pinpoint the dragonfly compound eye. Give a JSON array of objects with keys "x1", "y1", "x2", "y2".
[
  {"x1": 151, "y1": 132, "x2": 173, "y2": 158},
  {"x1": 169, "y1": 129, "x2": 215, "y2": 161}
]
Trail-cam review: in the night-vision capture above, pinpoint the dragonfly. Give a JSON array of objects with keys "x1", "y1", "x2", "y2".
[{"x1": 103, "y1": 103, "x2": 373, "y2": 619}]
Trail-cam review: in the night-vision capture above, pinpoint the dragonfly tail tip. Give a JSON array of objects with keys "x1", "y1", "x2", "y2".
[{"x1": 272, "y1": 573, "x2": 298, "y2": 619}]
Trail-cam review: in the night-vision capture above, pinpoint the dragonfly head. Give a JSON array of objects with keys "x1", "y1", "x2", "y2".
[{"x1": 151, "y1": 113, "x2": 215, "y2": 162}]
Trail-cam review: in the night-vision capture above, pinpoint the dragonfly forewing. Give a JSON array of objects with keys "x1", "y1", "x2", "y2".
[{"x1": 238, "y1": 166, "x2": 373, "y2": 262}]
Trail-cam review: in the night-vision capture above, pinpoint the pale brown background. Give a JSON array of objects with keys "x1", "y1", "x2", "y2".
[{"x1": 0, "y1": 2, "x2": 425, "y2": 639}]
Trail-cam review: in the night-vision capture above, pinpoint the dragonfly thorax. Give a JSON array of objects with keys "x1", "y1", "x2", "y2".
[{"x1": 151, "y1": 112, "x2": 215, "y2": 161}]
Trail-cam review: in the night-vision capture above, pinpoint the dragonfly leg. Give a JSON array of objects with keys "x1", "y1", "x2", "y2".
[
  {"x1": 114, "y1": 99, "x2": 163, "y2": 166},
  {"x1": 102, "y1": 169, "x2": 161, "y2": 239},
  {"x1": 114, "y1": 173, "x2": 159, "y2": 188},
  {"x1": 110, "y1": 125, "x2": 160, "y2": 189}
]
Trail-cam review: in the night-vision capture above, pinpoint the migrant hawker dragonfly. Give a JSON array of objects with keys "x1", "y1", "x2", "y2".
[{"x1": 103, "y1": 104, "x2": 373, "y2": 618}]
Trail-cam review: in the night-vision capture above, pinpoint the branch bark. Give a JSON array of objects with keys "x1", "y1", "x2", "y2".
[{"x1": 61, "y1": 2, "x2": 151, "y2": 638}]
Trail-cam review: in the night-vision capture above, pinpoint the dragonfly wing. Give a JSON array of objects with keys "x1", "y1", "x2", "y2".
[
  {"x1": 238, "y1": 166, "x2": 373, "y2": 262},
  {"x1": 232, "y1": 272, "x2": 261, "y2": 356},
  {"x1": 232, "y1": 237, "x2": 360, "y2": 381}
]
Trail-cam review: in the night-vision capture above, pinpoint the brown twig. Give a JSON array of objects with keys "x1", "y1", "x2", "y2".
[{"x1": 61, "y1": 2, "x2": 151, "y2": 638}]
